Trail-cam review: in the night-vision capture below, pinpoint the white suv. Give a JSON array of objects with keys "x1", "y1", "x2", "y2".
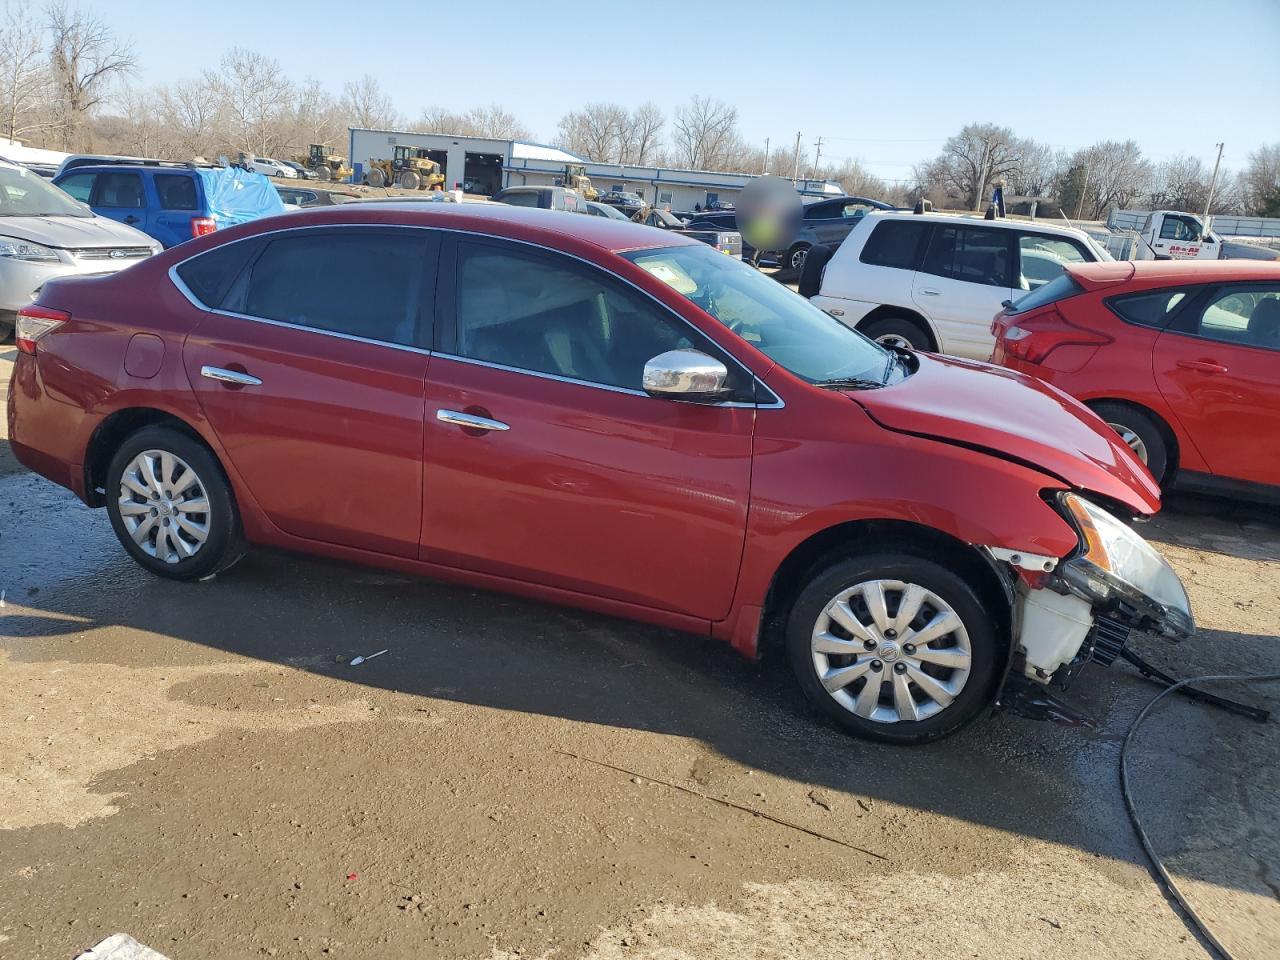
[{"x1": 810, "y1": 212, "x2": 1110, "y2": 358}]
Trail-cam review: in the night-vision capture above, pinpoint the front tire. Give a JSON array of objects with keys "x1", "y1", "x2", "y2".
[
  {"x1": 106, "y1": 426, "x2": 243, "y2": 581},
  {"x1": 786, "y1": 553, "x2": 999, "y2": 744},
  {"x1": 399, "y1": 170, "x2": 421, "y2": 190}
]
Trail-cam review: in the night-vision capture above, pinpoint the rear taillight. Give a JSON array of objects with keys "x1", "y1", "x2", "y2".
[
  {"x1": 999, "y1": 308, "x2": 1111, "y2": 365},
  {"x1": 16, "y1": 304, "x2": 70, "y2": 355},
  {"x1": 191, "y1": 217, "x2": 216, "y2": 238}
]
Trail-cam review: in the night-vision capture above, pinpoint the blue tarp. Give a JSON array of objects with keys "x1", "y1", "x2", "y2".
[{"x1": 195, "y1": 166, "x2": 287, "y2": 227}]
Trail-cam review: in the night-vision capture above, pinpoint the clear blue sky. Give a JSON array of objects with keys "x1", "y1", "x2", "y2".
[{"x1": 80, "y1": 0, "x2": 1279, "y2": 180}]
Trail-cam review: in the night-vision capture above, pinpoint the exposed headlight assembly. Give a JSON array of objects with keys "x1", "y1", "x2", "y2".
[
  {"x1": 1058, "y1": 492, "x2": 1194, "y2": 639},
  {"x1": 0, "y1": 237, "x2": 60, "y2": 262}
]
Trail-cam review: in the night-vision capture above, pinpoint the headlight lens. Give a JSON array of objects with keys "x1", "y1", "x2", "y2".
[
  {"x1": 1059, "y1": 492, "x2": 1193, "y2": 638},
  {"x1": 0, "y1": 237, "x2": 60, "y2": 262}
]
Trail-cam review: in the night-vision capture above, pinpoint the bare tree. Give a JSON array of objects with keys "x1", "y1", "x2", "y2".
[
  {"x1": 1240, "y1": 143, "x2": 1280, "y2": 216},
  {"x1": 820, "y1": 157, "x2": 887, "y2": 198},
  {"x1": 46, "y1": 1, "x2": 135, "y2": 149},
  {"x1": 464, "y1": 104, "x2": 530, "y2": 140},
  {"x1": 162, "y1": 77, "x2": 223, "y2": 158},
  {"x1": 1073, "y1": 140, "x2": 1151, "y2": 219},
  {"x1": 205, "y1": 48, "x2": 292, "y2": 157},
  {"x1": 0, "y1": 0, "x2": 51, "y2": 141},
  {"x1": 286, "y1": 78, "x2": 343, "y2": 155},
  {"x1": 621, "y1": 102, "x2": 663, "y2": 165},
  {"x1": 556, "y1": 102, "x2": 627, "y2": 161},
  {"x1": 417, "y1": 105, "x2": 474, "y2": 135},
  {"x1": 670, "y1": 96, "x2": 741, "y2": 170},
  {"x1": 914, "y1": 123, "x2": 1030, "y2": 210},
  {"x1": 340, "y1": 73, "x2": 400, "y2": 131}
]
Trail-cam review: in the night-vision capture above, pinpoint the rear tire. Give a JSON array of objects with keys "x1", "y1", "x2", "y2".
[
  {"x1": 786, "y1": 242, "x2": 811, "y2": 275},
  {"x1": 859, "y1": 314, "x2": 931, "y2": 351},
  {"x1": 786, "y1": 553, "x2": 999, "y2": 744},
  {"x1": 105, "y1": 426, "x2": 244, "y2": 581},
  {"x1": 1089, "y1": 401, "x2": 1170, "y2": 484}
]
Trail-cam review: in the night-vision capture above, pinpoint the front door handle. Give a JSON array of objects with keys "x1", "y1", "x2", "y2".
[
  {"x1": 201, "y1": 365, "x2": 262, "y2": 386},
  {"x1": 1176, "y1": 359, "x2": 1228, "y2": 374},
  {"x1": 124, "y1": 215, "x2": 140, "y2": 224},
  {"x1": 437, "y1": 409, "x2": 509, "y2": 432},
  {"x1": 919, "y1": 288, "x2": 941, "y2": 296}
]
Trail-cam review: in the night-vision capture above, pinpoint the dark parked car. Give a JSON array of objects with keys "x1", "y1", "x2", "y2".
[
  {"x1": 597, "y1": 190, "x2": 645, "y2": 216},
  {"x1": 777, "y1": 196, "x2": 899, "y2": 273},
  {"x1": 276, "y1": 186, "x2": 358, "y2": 208},
  {"x1": 10, "y1": 204, "x2": 1192, "y2": 745},
  {"x1": 639, "y1": 207, "x2": 743, "y2": 258},
  {"x1": 490, "y1": 185, "x2": 587, "y2": 213},
  {"x1": 280, "y1": 160, "x2": 318, "y2": 181}
]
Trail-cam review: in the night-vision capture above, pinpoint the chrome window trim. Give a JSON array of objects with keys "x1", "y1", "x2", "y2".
[{"x1": 166, "y1": 220, "x2": 784, "y2": 408}]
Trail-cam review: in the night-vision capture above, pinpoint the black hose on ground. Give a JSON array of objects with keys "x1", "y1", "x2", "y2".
[{"x1": 1121, "y1": 669, "x2": 1280, "y2": 960}]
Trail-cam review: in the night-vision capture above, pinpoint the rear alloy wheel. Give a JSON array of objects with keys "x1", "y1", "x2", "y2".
[
  {"x1": 787, "y1": 243, "x2": 811, "y2": 274},
  {"x1": 859, "y1": 315, "x2": 930, "y2": 351},
  {"x1": 787, "y1": 554, "x2": 998, "y2": 743},
  {"x1": 1089, "y1": 401, "x2": 1169, "y2": 484},
  {"x1": 106, "y1": 426, "x2": 243, "y2": 581}
]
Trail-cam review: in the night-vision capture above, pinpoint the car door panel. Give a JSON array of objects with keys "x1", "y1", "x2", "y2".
[
  {"x1": 1152, "y1": 286, "x2": 1280, "y2": 485},
  {"x1": 912, "y1": 225, "x2": 1015, "y2": 359},
  {"x1": 184, "y1": 316, "x2": 430, "y2": 557},
  {"x1": 420, "y1": 358, "x2": 753, "y2": 618}
]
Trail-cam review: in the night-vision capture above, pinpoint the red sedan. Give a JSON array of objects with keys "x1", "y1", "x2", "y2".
[
  {"x1": 992, "y1": 259, "x2": 1280, "y2": 498},
  {"x1": 9, "y1": 204, "x2": 1192, "y2": 743}
]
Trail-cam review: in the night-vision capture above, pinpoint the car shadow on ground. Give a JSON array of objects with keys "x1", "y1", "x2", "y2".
[{"x1": 3, "y1": 466, "x2": 1279, "y2": 904}]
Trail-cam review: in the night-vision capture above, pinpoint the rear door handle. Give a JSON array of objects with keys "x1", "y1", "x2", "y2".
[
  {"x1": 124, "y1": 215, "x2": 140, "y2": 224},
  {"x1": 1176, "y1": 360, "x2": 1228, "y2": 374},
  {"x1": 919, "y1": 288, "x2": 940, "y2": 296},
  {"x1": 200, "y1": 365, "x2": 262, "y2": 386},
  {"x1": 436, "y1": 409, "x2": 509, "y2": 432}
]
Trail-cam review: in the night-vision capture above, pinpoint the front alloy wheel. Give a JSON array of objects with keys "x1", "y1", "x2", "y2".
[
  {"x1": 812, "y1": 580, "x2": 972, "y2": 724},
  {"x1": 787, "y1": 554, "x2": 998, "y2": 743}
]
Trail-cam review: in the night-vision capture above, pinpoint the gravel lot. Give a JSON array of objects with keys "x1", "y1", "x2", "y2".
[{"x1": 1, "y1": 349, "x2": 1277, "y2": 960}]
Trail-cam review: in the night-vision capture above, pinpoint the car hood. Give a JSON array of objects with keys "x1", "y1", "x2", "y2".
[
  {"x1": 0, "y1": 214, "x2": 156, "y2": 249},
  {"x1": 851, "y1": 352, "x2": 1162, "y2": 515}
]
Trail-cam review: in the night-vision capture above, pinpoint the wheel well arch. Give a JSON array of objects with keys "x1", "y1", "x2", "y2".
[
  {"x1": 1082, "y1": 397, "x2": 1180, "y2": 475},
  {"x1": 758, "y1": 519, "x2": 1012, "y2": 653},
  {"x1": 854, "y1": 305, "x2": 939, "y2": 351},
  {"x1": 83, "y1": 408, "x2": 210, "y2": 507}
]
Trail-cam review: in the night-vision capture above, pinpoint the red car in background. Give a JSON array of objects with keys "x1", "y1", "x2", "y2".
[
  {"x1": 9, "y1": 204, "x2": 1193, "y2": 744},
  {"x1": 992, "y1": 260, "x2": 1280, "y2": 500}
]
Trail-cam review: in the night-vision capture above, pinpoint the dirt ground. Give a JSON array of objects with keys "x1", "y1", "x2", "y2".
[{"x1": 1, "y1": 349, "x2": 1278, "y2": 960}]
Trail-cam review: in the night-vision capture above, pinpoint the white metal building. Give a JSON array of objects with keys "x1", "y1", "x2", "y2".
[{"x1": 347, "y1": 127, "x2": 843, "y2": 210}]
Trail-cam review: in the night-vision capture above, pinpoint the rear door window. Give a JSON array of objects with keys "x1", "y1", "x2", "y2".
[
  {"x1": 155, "y1": 174, "x2": 199, "y2": 210},
  {"x1": 90, "y1": 172, "x2": 145, "y2": 208},
  {"x1": 859, "y1": 220, "x2": 929, "y2": 269},
  {"x1": 921, "y1": 225, "x2": 1014, "y2": 287},
  {"x1": 498, "y1": 190, "x2": 539, "y2": 207},
  {"x1": 238, "y1": 229, "x2": 435, "y2": 348},
  {"x1": 1187, "y1": 286, "x2": 1280, "y2": 350}
]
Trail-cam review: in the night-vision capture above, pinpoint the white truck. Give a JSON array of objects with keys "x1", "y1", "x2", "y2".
[{"x1": 1106, "y1": 209, "x2": 1224, "y2": 260}]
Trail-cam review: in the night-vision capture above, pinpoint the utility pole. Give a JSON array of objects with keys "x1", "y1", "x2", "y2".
[
  {"x1": 762, "y1": 137, "x2": 770, "y2": 175},
  {"x1": 1202, "y1": 141, "x2": 1225, "y2": 223},
  {"x1": 1075, "y1": 156, "x2": 1093, "y2": 221},
  {"x1": 791, "y1": 131, "x2": 801, "y2": 185},
  {"x1": 811, "y1": 136, "x2": 823, "y2": 180}
]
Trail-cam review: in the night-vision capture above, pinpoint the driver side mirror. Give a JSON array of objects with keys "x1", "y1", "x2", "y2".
[{"x1": 642, "y1": 349, "x2": 729, "y2": 402}]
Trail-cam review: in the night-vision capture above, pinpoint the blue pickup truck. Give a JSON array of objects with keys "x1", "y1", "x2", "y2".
[{"x1": 53, "y1": 162, "x2": 287, "y2": 248}]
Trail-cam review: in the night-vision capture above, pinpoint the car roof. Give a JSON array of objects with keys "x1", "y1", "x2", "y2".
[
  {"x1": 220, "y1": 201, "x2": 702, "y2": 255},
  {"x1": 866, "y1": 209, "x2": 1093, "y2": 240},
  {"x1": 1067, "y1": 258, "x2": 1280, "y2": 290},
  {"x1": 56, "y1": 163, "x2": 197, "y2": 176}
]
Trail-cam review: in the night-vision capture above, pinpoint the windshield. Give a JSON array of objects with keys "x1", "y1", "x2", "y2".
[
  {"x1": 0, "y1": 163, "x2": 91, "y2": 217},
  {"x1": 622, "y1": 244, "x2": 891, "y2": 384}
]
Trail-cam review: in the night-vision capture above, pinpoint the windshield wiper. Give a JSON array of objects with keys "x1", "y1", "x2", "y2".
[{"x1": 813, "y1": 376, "x2": 883, "y2": 390}]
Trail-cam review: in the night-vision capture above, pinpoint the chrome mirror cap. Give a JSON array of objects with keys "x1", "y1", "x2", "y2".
[{"x1": 642, "y1": 349, "x2": 729, "y2": 400}]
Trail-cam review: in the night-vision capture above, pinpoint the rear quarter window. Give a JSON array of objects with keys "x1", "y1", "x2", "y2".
[
  {"x1": 859, "y1": 220, "x2": 929, "y2": 269},
  {"x1": 1105, "y1": 288, "x2": 1192, "y2": 327},
  {"x1": 1009, "y1": 272, "x2": 1083, "y2": 314},
  {"x1": 173, "y1": 239, "x2": 264, "y2": 309}
]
